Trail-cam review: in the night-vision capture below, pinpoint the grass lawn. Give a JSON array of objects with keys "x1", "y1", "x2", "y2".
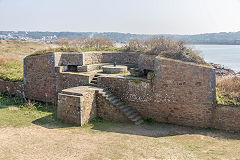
[{"x1": 1, "y1": 94, "x2": 240, "y2": 160}]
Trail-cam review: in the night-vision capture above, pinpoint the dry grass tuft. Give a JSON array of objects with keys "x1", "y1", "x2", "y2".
[
  {"x1": 216, "y1": 76, "x2": 240, "y2": 105},
  {"x1": 31, "y1": 37, "x2": 120, "y2": 56},
  {"x1": 0, "y1": 40, "x2": 49, "y2": 81},
  {"x1": 0, "y1": 56, "x2": 23, "y2": 81},
  {"x1": 125, "y1": 37, "x2": 208, "y2": 65}
]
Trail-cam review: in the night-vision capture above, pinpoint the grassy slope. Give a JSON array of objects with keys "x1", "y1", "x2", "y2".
[{"x1": 0, "y1": 40, "x2": 49, "y2": 81}]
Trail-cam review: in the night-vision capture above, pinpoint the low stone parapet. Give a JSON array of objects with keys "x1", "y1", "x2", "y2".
[
  {"x1": 213, "y1": 105, "x2": 240, "y2": 132},
  {"x1": 0, "y1": 80, "x2": 23, "y2": 97}
]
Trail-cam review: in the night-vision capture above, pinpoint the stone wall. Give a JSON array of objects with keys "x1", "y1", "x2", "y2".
[
  {"x1": 213, "y1": 105, "x2": 240, "y2": 131},
  {"x1": 98, "y1": 76, "x2": 154, "y2": 119},
  {"x1": 58, "y1": 93, "x2": 83, "y2": 125},
  {"x1": 98, "y1": 57, "x2": 216, "y2": 128},
  {"x1": 96, "y1": 92, "x2": 130, "y2": 122},
  {"x1": 55, "y1": 52, "x2": 84, "y2": 66},
  {"x1": 58, "y1": 86, "x2": 129, "y2": 125},
  {"x1": 0, "y1": 80, "x2": 23, "y2": 97},
  {"x1": 56, "y1": 72, "x2": 92, "y2": 93},
  {"x1": 24, "y1": 54, "x2": 57, "y2": 103},
  {"x1": 58, "y1": 87, "x2": 97, "y2": 126},
  {"x1": 138, "y1": 54, "x2": 156, "y2": 71},
  {"x1": 24, "y1": 53, "x2": 94, "y2": 103},
  {"x1": 152, "y1": 57, "x2": 216, "y2": 128},
  {"x1": 83, "y1": 51, "x2": 139, "y2": 65}
]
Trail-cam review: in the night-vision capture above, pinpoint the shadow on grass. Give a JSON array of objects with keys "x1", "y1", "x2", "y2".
[
  {"x1": 2, "y1": 93, "x2": 240, "y2": 140},
  {"x1": 32, "y1": 114, "x2": 78, "y2": 129}
]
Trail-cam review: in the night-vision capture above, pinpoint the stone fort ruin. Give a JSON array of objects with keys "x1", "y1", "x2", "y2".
[{"x1": 22, "y1": 51, "x2": 220, "y2": 128}]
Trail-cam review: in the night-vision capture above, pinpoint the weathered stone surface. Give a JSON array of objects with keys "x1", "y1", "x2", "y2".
[
  {"x1": 77, "y1": 63, "x2": 111, "y2": 72},
  {"x1": 0, "y1": 80, "x2": 23, "y2": 97},
  {"x1": 138, "y1": 54, "x2": 156, "y2": 71},
  {"x1": 58, "y1": 86, "x2": 130, "y2": 124},
  {"x1": 58, "y1": 86, "x2": 97, "y2": 126},
  {"x1": 213, "y1": 105, "x2": 240, "y2": 131},
  {"x1": 96, "y1": 92, "x2": 130, "y2": 122},
  {"x1": 98, "y1": 57, "x2": 216, "y2": 128},
  {"x1": 56, "y1": 52, "x2": 84, "y2": 66},
  {"x1": 83, "y1": 51, "x2": 139, "y2": 66},
  {"x1": 24, "y1": 54, "x2": 57, "y2": 103},
  {"x1": 102, "y1": 65, "x2": 128, "y2": 74}
]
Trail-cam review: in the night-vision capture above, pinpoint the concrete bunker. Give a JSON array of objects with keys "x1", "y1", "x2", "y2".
[{"x1": 23, "y1": 51, "x2": 219, "y2": 130}]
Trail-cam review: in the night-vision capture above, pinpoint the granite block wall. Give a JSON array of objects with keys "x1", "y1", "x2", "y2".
[
  {"x1": 56, "y1": 72, "x2": 91, "y2": 93},
  {"x1": 55, "y1": 52, "x2": 84, "y2": 66},
  {"x1": 96, "y1": 92, "x2": 130, "y2": 122},
  {"x1": 58, "y1": 88, "x2": 97, "y2": 126},
  {"x1": 138, "y1": 54, "x2": 156, "y2": 71},
  {"x1": 0, "y1": 80, "x2": 23, "y2": 97},
  {"x1": 98, "y1": 56, "x2": 216, "y2": 128},
  {"x1": 24, "y1": 54, "x2": 57, "y2": 103},
  {"x1": 58, "y1": 86, "x2": 128, "y2": 125},
  {"x1": 57, "y1": 93, "x2": 83, "y2": 125},
  {"x1": 83, "y1": 51, "x2": 139, "y2": 65},
  {"x1": 24, "y1": 53, "x2": 92, "y2": 103},
  {"x1": 152, "y1": 57, "x2": 216, "y2": 127},
  {"x1": 213, "y1": 105, "x2": 240, "y2": 131}
]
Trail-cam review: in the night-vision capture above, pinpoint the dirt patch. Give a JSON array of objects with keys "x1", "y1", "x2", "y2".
[{"x1": 1, "y1": 124, "x2": 240, "y2": 160}]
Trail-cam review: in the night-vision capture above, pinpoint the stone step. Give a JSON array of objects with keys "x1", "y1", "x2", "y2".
[
  {"x1": 91, "y1": 80, "x2": 97, "y2": 84},
  {"x1": 131, "y1": 115, "x2": 142, "y2": 122},
  {"x1": 111, "y1": 99, "x2": 121, "y2": 104},
  {"x1": 124, "y1": 110, "x2": 136, "y2": 116},
  {"x1": 107, "y1": 96, "x2": 117, "y2": 102},
  {"x1": 118, "y1": 105, "x2": 128, "y2": 110},
  {"x1": 128, "y1": 112, "x2": 139, "y2": 119},
  {"x1": 135, "y1": 119, "x2": 144, "y2": 125},
  {"x1": 122, "y1": 107, "x2": 132, "y2": 113},
  {"x1": 115, "y1": 103, "x2": 125, "y2": 108},
  {"x1": 93, "y1": 77, "x2": 98, "y2": 80},
  {"x1": 114, "y1": 101, "x2": 123, "y2": 106},
  {"x1": 89, "y1": 83, "x2": 98, "y2": 87},
  {"x1": 98, "y1": 89, "x2": 144, "y2": 125}
]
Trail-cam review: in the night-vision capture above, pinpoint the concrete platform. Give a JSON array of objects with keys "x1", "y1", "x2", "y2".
[{"x1": 102, "y1": 65, "x2": 128, "y2": 74}]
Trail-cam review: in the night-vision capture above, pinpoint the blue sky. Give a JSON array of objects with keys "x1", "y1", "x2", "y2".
[{"x1": 0, "y1": 0, "x2": 240, "y2": 34}]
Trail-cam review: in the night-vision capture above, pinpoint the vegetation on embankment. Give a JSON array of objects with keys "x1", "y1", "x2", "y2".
[
  {"x1": 216, "y1": 76, "x2": 240, "y2": 106},
  {"x1": 125, "y1": 37, "x2": 208, "y2": 65},
  {"x1": 0, "y1": 40, "x2": 49, "y2": 82},
  {"x1": 33, "y1": 37, "x2": 208, "y2": 65},
  {"x1": 0, "y1": 56, "x2": 23, "y2": 81}
]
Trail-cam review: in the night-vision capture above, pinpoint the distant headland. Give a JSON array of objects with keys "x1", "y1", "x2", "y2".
[{"x1": 1, "y1": 31, "x2": 240, "y2": 45}]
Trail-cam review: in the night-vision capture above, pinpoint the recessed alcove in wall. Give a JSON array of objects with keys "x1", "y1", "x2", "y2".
[{"x1": 67, "y1": 65, "x2": 78, "y2": 72}]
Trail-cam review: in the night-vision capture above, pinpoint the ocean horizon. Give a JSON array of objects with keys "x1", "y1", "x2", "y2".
[{"x1": 191, "y1": 45, "x2": 240, "y2": 72}]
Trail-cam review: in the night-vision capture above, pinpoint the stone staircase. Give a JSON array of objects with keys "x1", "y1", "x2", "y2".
[
  {"x1": 89, "y1": 74, "x2": 100, "y2": 87},
  {"x1": 89, "y1": 74, "x2": 144, "y2": 125},
  {"x1": 97, "y1": 88, "x2": 144, "y2": 125}
]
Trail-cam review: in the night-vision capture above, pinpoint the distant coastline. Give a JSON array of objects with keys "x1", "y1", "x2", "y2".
[
  {"x1": 188, "y1": 43, "x2": 240, "y2": 45},
  {"x1": 1, "y1": 30, "x2": 240, "y2": 44}
]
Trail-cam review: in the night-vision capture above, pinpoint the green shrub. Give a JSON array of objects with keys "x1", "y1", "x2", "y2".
[{"x1": 129, "y1": 78, "x2": 141, "y2": 84}]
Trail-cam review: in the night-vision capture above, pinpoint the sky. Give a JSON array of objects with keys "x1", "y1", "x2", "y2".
[{"x1": 0, "y1": 0, "x2": 240, "y2": 35}]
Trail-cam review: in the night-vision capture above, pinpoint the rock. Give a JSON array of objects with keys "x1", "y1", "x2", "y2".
[{"x1": 210, "y1": 63, "x2": 236, "y2": 77}]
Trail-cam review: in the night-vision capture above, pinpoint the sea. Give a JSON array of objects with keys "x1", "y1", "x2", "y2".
[{"x1": 190, "y1": 45, "x2": 240, "y2": 72}]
